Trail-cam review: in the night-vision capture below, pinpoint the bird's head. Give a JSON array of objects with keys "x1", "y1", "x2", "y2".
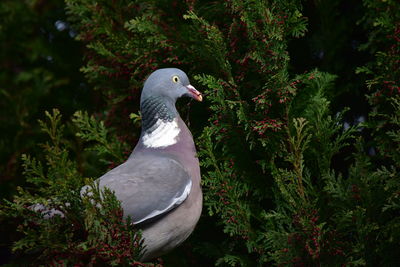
[{"x1": 141, "y1": 68, "x2": 202, "y2": 104}]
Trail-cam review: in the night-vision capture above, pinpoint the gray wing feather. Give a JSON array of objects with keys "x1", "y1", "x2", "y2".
[{"x1": 94, "y1": 154, "x2": 191, "y2": 224}]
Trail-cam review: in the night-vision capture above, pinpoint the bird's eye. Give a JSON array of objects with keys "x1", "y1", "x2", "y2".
[{"x1": 172, "y1": 75, "x2": 180, "y2": 83}]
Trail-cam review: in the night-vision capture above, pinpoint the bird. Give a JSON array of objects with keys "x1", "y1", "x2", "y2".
[{"x1": 86, "y1": 68, "x2": 203, "y2": 261}]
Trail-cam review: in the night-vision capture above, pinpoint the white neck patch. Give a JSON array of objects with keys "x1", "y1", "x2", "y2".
[{"x1": 142, "y1": 118, "x2": 180, "y2": 148}]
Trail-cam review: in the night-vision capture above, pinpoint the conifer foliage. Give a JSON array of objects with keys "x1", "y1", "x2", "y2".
[
  {"x1": 1, "y1": 0, "x2": 399, "y2": 266},
  {"x1": 1, "y1": 110, "x2": 148, "y2": 266}
]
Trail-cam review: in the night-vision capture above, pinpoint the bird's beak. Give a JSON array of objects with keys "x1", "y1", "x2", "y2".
[{"x1": 186, "y1": 85, "x2": 203, "y2": 102}]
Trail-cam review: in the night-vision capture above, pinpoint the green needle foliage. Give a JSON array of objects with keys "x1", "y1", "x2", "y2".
[
  {"x1": 0, "y1": 0, "x2": 399, "y2": 266},
  {"x1": 1, "y1": 110, "x2": 150, "y2": 266}
]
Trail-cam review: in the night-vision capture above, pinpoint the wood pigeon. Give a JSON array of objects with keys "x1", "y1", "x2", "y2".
[{"x1": 88, "y1": 68, "x2": 203, "y2": 261}]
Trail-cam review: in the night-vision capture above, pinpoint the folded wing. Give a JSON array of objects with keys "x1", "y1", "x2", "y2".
[{"x1": 91, "y1": 154, "x2": 192, "y2": 224}]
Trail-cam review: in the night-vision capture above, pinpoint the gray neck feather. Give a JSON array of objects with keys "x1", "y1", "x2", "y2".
[{"x1": 141, "y1": 96, "x2": 177, "y2": 133}]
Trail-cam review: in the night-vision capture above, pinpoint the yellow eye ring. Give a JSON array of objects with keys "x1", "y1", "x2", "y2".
[{"x1": 172, "y1": 75, "x2": 180, "y2": 83}]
